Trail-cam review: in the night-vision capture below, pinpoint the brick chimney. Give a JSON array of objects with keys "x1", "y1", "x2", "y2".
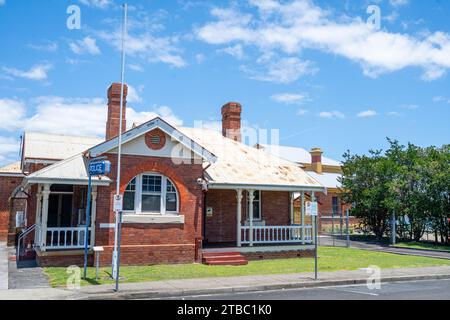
[
  {"x1": 106, "y1": 83, "x2": 128, "y2": 140},
  {"x1": 310, "y1": 147, "x2": 323, "y2": 174},
  {"x1": 221, "y1": 102, "x2": 242, "y2": 142}
]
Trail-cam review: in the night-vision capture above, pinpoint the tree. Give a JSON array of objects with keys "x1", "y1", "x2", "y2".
[
  {"x1": 340, "y1": 139, "x2": 449, "y2": 244},
  {"x1": 340, "y1": 149, "x2": 396, "y2": 239}
]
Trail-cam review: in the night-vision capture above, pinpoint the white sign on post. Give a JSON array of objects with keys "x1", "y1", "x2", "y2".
[
  {"x1": 305, "y1": 201, "x2": 318, "y2": 216},
  {"x1": 113, "y1": 194, "x2": 123, "y2": 212}
]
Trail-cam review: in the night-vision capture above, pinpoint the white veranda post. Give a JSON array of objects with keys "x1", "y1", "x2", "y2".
[
  {"x1": 248, "y1": 189, "x2": 255, "y2": 247},
  {"x1": 236, "y1": 189, "x2": 243, "y2": 247},
  {"x1": 34, "y1": 185, "x2": 43, "y2": 246},
  {"x1": 301, "y1": 191, "x2": 305, "y2": 244},
  {"x1": 40, "y1": 184, "x2": 51, "y2": 251}
]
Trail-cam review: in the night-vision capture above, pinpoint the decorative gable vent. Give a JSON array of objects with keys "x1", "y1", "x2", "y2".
[{"x1": 145, "y1": 128, "x2": 166, "y2": 150}]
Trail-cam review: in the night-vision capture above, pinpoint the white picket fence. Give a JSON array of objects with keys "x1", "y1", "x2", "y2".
[{"x1": 241, "y1": 225, "x2": 312, "y2": 245}]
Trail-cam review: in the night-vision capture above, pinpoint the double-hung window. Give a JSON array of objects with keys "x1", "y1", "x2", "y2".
[{"x1": 123, "y1": 173, "x2": 179, "y2": 215}]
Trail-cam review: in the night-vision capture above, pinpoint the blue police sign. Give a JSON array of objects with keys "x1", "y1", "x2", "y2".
[{"x1": 89, "y1": 160, "x2": 111, "y2": 176}]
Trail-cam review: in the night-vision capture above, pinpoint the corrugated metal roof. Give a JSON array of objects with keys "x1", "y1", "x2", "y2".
[
  {"x1": 259, "y1": 144, "x2": 341, "y2": 167},
  {"x1": 26, "y1": 154, "x2": 111, "y2": 185},
  {"x1": 23, "y1": 132, "x2": 103, "y2": 160},
  {"x1": 180, "y1": 128, "x2": 324, "y2": 190},
  {"x1": 0, "y1": 161, "x2": 22, "y2": 174},
  {"x1": 305, "y1": 171, "x2": 342, "y2": 189}
]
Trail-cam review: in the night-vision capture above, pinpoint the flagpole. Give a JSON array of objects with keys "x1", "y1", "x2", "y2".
[{"x1": 113, "y1": 2, "x2": 127, "y2": 293}]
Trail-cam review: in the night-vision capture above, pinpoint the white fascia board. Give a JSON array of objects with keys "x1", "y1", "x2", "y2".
[
  {"x1": 26, "y1": 178, "x2": 111, "y2": 186},
  {"x1": 88, "y1": 118, "x2": 217, "y2": 163},
  {"x1": 208, "y1": 183, "x2": 327, "y2": 193}
]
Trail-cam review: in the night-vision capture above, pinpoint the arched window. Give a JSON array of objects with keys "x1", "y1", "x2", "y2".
[{"x1": 123, "y1": 173, "x2": 179, "y2": 215}]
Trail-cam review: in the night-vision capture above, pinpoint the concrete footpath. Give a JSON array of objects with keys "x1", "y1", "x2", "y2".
[
  {"x1": 0, "y1": 243, "x2": 8, "y2": 290},
  {"x1": 0, "y1": 266, "x2": 449, "y2": 300}
]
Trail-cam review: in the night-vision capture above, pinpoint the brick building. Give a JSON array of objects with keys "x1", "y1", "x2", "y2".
[{"x1": 0, "y1": 83, "x2": 332, "y2": 267}]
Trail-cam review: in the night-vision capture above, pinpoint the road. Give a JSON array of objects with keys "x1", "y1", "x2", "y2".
[{"x1": 154, "y1": 279, "x2": 450, "y2": 300}]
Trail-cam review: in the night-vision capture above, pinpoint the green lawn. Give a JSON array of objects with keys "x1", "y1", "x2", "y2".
[
  {"x1": 44, "y1": 247, "x2": 450, "y2": 287},
  {"x1": 395, "y1": 241, "x2": 450, "y2": 252}
]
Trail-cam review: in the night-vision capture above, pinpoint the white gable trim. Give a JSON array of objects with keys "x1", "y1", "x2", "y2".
[{"x1": 87, "y1": 117, "x2": 217, "y2": 163}]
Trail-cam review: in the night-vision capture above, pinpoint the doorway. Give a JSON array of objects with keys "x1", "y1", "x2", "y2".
[{"x1": 47, "y1": 185, "x2": 73, "y2": 228}]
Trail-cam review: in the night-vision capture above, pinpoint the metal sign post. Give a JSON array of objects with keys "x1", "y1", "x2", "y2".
[
  {"x1": 346, "y1": 208, "x2": 350, "y2": 248},
  {"x1": 84, "y1": 158, "x2": 111, "y2": 279},
  {"x1": 391, "y1": 209, "x2": 396, "y2": 246},
  {"x1": 112, "y1": 2, "x2": 128, "y2": 293},
  {"x1": 305, "y1": 197, "x2": 318, "y2": 280}
]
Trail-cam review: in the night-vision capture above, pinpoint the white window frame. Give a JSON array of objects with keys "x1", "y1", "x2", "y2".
[{"x1": 123, "y1": 173, "x2": 179, "y2": 216}]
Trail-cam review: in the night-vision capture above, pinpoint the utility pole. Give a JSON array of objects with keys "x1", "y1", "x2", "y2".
[{"x1": 112, "y1": 2, "x2": 128, "y2": 293}]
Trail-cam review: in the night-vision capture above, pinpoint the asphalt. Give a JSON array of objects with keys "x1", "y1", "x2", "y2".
[
  {"x1": 161, "y1": 279, "x2": 450, "y2": 300},
  {"x1": 1, "y1": 265, "x2": 449, "y2": 300}
]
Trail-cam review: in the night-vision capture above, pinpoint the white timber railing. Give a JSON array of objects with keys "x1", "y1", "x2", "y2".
[
  {"x1": 46, "y1": 227, "x2": 91, "y2": 250},
  {"x1": 241, "y1": 225, "x2": 313, "y2": 245}
]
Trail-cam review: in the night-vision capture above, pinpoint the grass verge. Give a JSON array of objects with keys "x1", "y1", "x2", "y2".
[
  {"x1": 394, "y1": 241, "x2": 450, "y2": 252},
  {"x1": 44, "y1": 247, "x2": 450, "y2": 287}
]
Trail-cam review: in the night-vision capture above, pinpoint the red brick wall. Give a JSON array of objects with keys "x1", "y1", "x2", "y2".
[
  {"x1": 0, "y1": 176, "x2": 23, "y2": 242},
  {"x1": 93, "y1": 154, "x2": 204, "y2": 266},
  {"x1": 205, "y1": 190, "x2": 291, "y2": 244},
  {"x1": 243, "y1": 249, "x2": 314, "y2": 261}
]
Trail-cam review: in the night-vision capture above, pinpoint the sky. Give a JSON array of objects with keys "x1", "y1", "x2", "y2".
[{"x1": 0, "y1": 0, "x2": 449, "y2": 166}]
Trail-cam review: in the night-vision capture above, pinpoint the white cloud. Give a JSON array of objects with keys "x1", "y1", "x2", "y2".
[
  {"x1": 78, "y1": 0, "x2": 112, "y2": 8},
  {"x1": 318, "y1": 110, "x2": 345, "y2": 119},
  {"x1": 69, "y1": 37, "x2": 101, "y2": 55},
  {"x1": 3, "y1": 63, "x2": 52, "y2": 81},
  {"x1": 25, "y1": 96, "x2": 107, "y2": 137},
  {"x1": 387, "y1": 111, "x2": 401, "y2": 116},
  {"x1": 196, "y1": 0, "x2": 450, "y2": 81},
  {"x1": 389, "y1": 0, "x2": 409, "y2": 7},
  {"x1": 0, "y1": 99, "x2": 26, "y2": 131},
  {"x1": 127, "y1": 85, "x2": 143, "y2": 103},
  {"x1": 127, "y1": 105, "x2": 183, "y2": 128},
  {"x1": 219, "y1": 44, "x2": 244, "y2": 60},
  {"x1": 0, "y1": 95, "x2": 181, "y2": 138},
  {"x1": 242, "y1": 57, "x2": 315, "y2": 84},
  {"x1": 433, "y1": 96, "x2": 450, "y2": 104},
  {"x1": 271, "y1": 93, "x2": 307, "y2": 105},
  {"x1": 128, "y1": 64, "x2": 144, "y2": 72},
  {"x1": 98, "y1": 30, "x2": 186, "y2": 68},
  {"x1": 0, "y1": 136, "x2": 20, "y2": 166},
  {"x1": 28, "y1": 41, "x2": 58, "y2": 52},
  {"x1": 357, "y1": 110, "x2": 378, "y2": 118},
  {"x1": 195, "y1": 53, "x2": 206, "y2": 64},
  {"x1": 399, "y1": 104, "x2": 419, "y2": 110},
  {"x1": 297, "y1": 109, "x2": 308, "y2": 116}
]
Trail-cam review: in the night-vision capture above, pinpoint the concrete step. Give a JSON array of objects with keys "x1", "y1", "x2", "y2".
[
  {"x1": 202, "y1": 251, "x2": 248, "y2": 266},
  {"x1": 203, "y1": 258, "x2": 248, "y2": 266},
  {"x1": 203, "y1": 252, "x2": 242, "y2": 259}
]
